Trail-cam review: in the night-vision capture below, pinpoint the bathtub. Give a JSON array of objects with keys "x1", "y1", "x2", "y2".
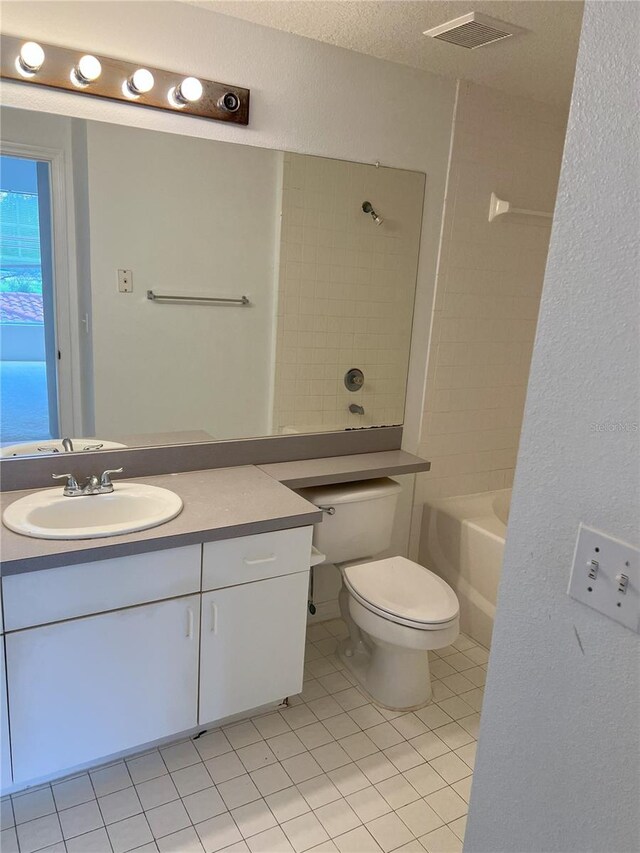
[{"x1": 420, "y1": 489, "x2": 511, "y2": 648}]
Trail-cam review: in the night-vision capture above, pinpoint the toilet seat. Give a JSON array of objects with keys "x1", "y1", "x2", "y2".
[{"x1": 342, "y1": 556, "x2": 459, "y2": 631}]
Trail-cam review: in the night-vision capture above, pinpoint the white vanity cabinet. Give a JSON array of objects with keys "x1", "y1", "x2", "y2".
[
  {"x1": 1, "y1": 527, "x2": 312, "y2": 789},
  {"x1": 199, "y1": 527, "x2": 312, "y2": 723},
  {"x1": 7, "y1": 595, "x2": 200, "y2": 783},
  {"x1": 3, "y1": 545, "x2": 202, "y2": 784}
]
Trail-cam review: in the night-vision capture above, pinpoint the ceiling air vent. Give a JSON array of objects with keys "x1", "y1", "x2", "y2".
[{"x1": 423, "y1": 12, "x2": 527, "y2": 49}]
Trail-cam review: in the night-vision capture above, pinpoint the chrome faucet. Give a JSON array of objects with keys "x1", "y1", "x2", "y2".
[
  {"x1": 349, "y1": 403, "x2": 365, "y2": 415},
  {"x1": 52, "y1": 468, "x2": 123, "y2": 497},
  {"x1": 61, "y1": 437, "x2": 74, "y2": 452}
]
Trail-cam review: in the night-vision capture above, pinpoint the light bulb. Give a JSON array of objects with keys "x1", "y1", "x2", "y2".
[
  {"x1": 170, "y1": 76, "x2": 203, "y2": 106},
  {"x1": 71, "y1": 54, "x2": 102, "y2": 86},
  {"x1": 16, "y1": 41, "x2": 45, "y2": 76},
  {"x1": 126, "y1": 68, "x2": 154, "y2": 96},
  {"x1": 78, "y1": 54, "x2": 101, "y2": 81},
  {"x1": 179, "y1": 76, "x2": 203, "y2": 102}
]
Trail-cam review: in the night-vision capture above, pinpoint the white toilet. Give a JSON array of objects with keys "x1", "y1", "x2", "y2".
[{"x1": 298, "y1": 478, "x2": 459, "y2": 711}]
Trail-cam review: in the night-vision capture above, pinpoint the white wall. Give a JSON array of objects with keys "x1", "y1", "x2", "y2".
[
  {"x1": 417, "y1": 82, "x2": 566, "y2": 504},
  {"x1": 465, "y1": 4, "x2": 640, "y2": 852},
  {"x1": 86, "y1": 122, "x2": 280, "y2": 440},
  {"x1": 0, "y1": 0, "x2": 457, "y2": 448}
]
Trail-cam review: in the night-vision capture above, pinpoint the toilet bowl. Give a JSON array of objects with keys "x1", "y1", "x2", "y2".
[
  {"x1": 338, "y1": 556, "x2": 459, "y2": 709},
  {"x1": 297, "y1": 479, "x2": 460, "y2": 711}
]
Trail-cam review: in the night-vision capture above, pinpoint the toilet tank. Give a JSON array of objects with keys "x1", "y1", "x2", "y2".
[{"x1": 296, "y1": 478, "x2": 403, "y2": 564}]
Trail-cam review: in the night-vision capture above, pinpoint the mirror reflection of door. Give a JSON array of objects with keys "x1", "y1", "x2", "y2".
[{"x1": 0, "y1": 154, "x2": 59, "y2": 444}]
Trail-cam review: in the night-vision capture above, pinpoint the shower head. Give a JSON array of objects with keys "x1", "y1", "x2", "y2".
[{"x1": 362, "y1": 201, "x2": 384, "y2": 226}]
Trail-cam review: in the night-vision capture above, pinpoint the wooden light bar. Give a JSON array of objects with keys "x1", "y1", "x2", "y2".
[{"x1": 0, "y1": 34, "x2": 250, "y2": 126}]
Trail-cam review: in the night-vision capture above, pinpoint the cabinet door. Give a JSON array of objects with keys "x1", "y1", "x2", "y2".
[
  {"x1": 7, "y1": 595, "x2": 200, "y2": 783},
  {"x1": 1, "y1": 637, "x2": 11, "y2": 791},
  {"x1": 200, "y1": 572, "x2": 309, "y2": 724}
]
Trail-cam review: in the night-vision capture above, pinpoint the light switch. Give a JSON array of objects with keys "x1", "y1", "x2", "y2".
[
  {"x1": 568, "y1": 524, "x2": 639, "y2": 632},
  {"x1": 117, "y1": 269, "x2": 133, "y2": 293}
]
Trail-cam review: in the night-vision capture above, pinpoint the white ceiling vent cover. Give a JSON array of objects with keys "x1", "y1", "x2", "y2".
[{"x1": 424, "y1": 12, "x2": 527, "y2": 49}]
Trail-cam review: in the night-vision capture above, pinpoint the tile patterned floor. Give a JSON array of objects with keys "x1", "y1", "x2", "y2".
[{"x1": 0, "y1": 621, "x2": 488, "y2": 853}]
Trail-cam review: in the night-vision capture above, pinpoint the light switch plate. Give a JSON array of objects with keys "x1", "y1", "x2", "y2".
[
  {"x1": 117, "y1": 269, "x2": 133, "y2": 293},
  {"x1": 568, "y1": 524, "x2": 639, "y2": 632}
]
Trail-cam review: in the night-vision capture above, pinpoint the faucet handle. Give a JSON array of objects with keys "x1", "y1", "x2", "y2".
[
  {"x1": 100, "y1": 468, "x2": 123, "y2": 488},
  {"x1": 52, "y1": 473, "x2": 79, "y2": 493}
]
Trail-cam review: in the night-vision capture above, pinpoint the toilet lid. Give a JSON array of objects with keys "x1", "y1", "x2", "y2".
[{"x1": 343, "y1": 556, "x2": 459, "y2": 627}]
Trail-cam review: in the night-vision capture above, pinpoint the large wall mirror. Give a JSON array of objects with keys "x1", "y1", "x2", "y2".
[{"x1": 0, "y1": 106, "x2": 425, "y2": 458}]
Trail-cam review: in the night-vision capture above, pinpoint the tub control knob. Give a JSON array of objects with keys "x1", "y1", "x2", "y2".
[{"x1": 344, "y1": 368, "x2": 364, "y2": 391}]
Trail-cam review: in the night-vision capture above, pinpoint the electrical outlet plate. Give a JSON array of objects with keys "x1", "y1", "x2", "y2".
[
  {"x1": 118, "y1": 269, "x2": 133, "y2": 293},
  {"x1": 568, "y1": 524, "x2": 639, "y2": 632}
]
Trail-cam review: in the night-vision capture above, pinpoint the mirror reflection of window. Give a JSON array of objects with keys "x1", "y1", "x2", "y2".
[{"x1": 0, "y1": 154, "x2": 58, "y2": 445}]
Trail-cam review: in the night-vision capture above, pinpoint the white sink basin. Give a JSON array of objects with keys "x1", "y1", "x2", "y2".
[
  {"x1": 2, "y1": 483, "x2": 183, "y2": 540},
  {"x1": 1, "y1": 439, "x2": 127, "y2": 458}
]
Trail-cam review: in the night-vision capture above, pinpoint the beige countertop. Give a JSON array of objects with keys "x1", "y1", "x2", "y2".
[
  {"x1": 0, "y1": 466, "x2": 321, "y2": 576},
  {"x1": 258, "y1": 450, "x2": 430, "y2": 488}
]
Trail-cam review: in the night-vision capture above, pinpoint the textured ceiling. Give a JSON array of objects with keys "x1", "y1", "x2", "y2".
[{"x1": 189, "y1": 0, "x2": 583, "y2": 107}]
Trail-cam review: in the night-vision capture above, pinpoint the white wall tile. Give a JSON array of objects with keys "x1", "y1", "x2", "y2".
[
  {"x1": 417, "y1": 81, "x2": 566, "y2": 505},
  {"x1": 273, "y1": 154, "x2": 424, "y2": 432}
]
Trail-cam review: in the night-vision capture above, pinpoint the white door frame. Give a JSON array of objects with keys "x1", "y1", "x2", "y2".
[{"x1": 1, "y1": 140, "x2": 84, "y2": 437}]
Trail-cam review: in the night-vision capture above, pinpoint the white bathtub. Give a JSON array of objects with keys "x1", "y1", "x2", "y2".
[{"x1": 420, "y1": 489, "x2": 511, "y2": 648}]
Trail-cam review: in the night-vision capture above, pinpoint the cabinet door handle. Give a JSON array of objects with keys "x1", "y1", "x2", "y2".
[
  {"x1": 210, "y1": 601, "x2": 217, "y2": 634},
  {"x1": 186, "y1": 607, "x2": 194, "y2": 639},
  {"x1": 243, "y1": 554, "x2": 276, "y2": 565}
]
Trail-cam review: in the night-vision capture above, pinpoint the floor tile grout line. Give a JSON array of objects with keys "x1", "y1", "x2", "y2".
[
  {"x1": 74, "y1": 751, "x2": 453, "y2": 850},
  {"x1": 84, "y1": 764, "x2": 110, "y2": 852},
  {"x1": 101, "y1": 753, "x2": 276, "y2": 847}
]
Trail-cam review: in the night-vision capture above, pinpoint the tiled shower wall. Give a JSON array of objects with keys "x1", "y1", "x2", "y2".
[
  {"x1": 416, "y1": 82, "x2": 567, "y2": 503},
  {"x1": 271, "y1": 154, "x2": 424, "y2": 433}
]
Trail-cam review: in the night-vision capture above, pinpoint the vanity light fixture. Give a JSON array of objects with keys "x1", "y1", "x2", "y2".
[
  {"x1": 16, "y1": 40, "x2": 45, "y2": 76},
  {"x1": 1, "y1": 34, "x2": 250, "y2": 126},
  {"x1": 71, "y1": 54, "x2": 102, "y2": 87},
  {"x1": 124, "y1": 68, "x2": 155, "y2": 98}
]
